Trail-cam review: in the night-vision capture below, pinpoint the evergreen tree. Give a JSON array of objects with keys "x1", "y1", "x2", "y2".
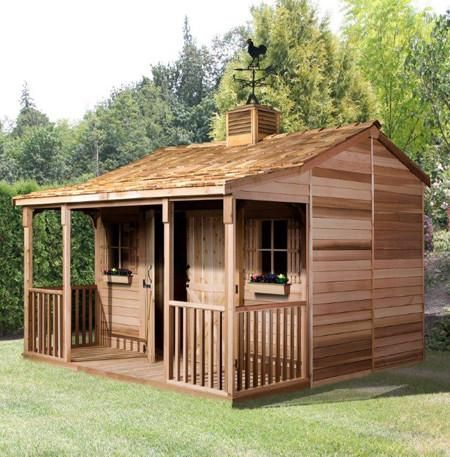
[{"x1": 13, "y1": 82, "x2": 50, "y2": 137}]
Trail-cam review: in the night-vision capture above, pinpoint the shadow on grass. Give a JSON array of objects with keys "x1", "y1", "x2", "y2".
[{"x1": 234, "y1": 354, "x2": 450, "y2": 409}]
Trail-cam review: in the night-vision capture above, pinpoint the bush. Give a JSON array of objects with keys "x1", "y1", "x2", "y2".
[
  {"x1": 424, "y1": 252, "x2": 450, "y2": 288},
  {"x1": 0, "y1": 181, "x2": 94, "y2": 334},
  {"x1": 433, "y1": 230, "x2": 450, "y2": 253},
  {"x1": 426, "y1": 317, "x2": 450, "y2": 351},
  {"x1": 424, "y1": 215, "x2": 433, "y2": 251}
]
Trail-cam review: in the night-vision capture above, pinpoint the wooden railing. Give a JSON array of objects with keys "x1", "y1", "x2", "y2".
[
  {"x1": 235, "y1": 301, "x2": 307, "y2": 392},
  {"x1": 169, "y1": 301, "x2": 225, "y2": 392},
  {"x1": 28, "y1": 288, "x2": 64, "y2": 358},
  {"x1": 71, "y1": 285, "x2": 98, "y2": 347}
]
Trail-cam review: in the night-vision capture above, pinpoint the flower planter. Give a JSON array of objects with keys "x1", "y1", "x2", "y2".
[
  {"x1": 248, "y1": 282, "x2": 290, "y2": 296},
  {"x1": 104, "y1": 274, "x2": 132, "y2": 285}
]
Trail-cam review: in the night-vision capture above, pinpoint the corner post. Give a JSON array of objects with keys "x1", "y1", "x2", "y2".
[
  {"x1": 23, "y1": 207, "x2": 33, "y2": 354},
  {"x1": 61, "y1": 205, "x2": 72, "y2": 362},
  {"x1": 162, "y1": 199, "x2": 174, "y2": 380},
  {"x1": 223, "y1": 196, "x2": 236, "y2": 396}
]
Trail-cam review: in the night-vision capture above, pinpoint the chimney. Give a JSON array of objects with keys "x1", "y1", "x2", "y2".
[{"x1": 226, "y1": 104, "x2": 280, "y2": 147}]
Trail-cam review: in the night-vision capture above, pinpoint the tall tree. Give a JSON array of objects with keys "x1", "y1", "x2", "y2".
[
  {"x1": 343, "y1": 0, "x2": 433, "y2": 156},
  {"x1": 213, "y1": 0, "x2": 375, "y2": 138},
  {"x1": 13, "y1": 82, "x2": 49, "y2": 137}
]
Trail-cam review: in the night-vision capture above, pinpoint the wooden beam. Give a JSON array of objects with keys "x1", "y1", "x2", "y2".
[
  {"x1": 23, "y1": 207, "x2": 33, "y2": 354},
  {"x1": 307, "y1": 171, "x2": 313, "y2": 382},
  {"x1": 224, "y1": 196, "x2": 236, "y2": 395},
  {"x1": 14, "y1": 186, "x2": 225, "y2": 207},
  {"x1": 163, "y1": 199, "x2": 174, "y2": 380},
  {"x1": 61, "y1": 205, "x2": 72, "y2": 363}
]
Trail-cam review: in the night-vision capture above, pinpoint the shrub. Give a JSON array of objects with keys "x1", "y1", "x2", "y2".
[
  {"x1": 433, "y1": 230, "x2": 450, "y2": 253},
  {"x1": 0, "y1": 181, "x2": 94, "y2": 334},
  {"x1": 424, "y1": 252, "x2": 450, "y2": 288},
  {"x1": 424, "y1": 215, "x2": 433, "y2": 251},
  {"x1": 426, "y1": 317, "x2": 450, "y2": 351}
]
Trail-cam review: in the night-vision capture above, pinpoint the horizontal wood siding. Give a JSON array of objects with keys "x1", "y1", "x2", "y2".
[
  {"x1": 233, "y1": 171, "x2": 310, "y2": 203},
  {"x1": 373, "y1": 140, "x2": 424, "y2": 369},
  {"x1": 311, "y1": 144, "x2": 373, "y2": 383}
]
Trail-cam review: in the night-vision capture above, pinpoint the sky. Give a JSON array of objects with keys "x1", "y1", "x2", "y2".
[{"x1": 0, "y1": 0, "x2": 447, "y2": 124}]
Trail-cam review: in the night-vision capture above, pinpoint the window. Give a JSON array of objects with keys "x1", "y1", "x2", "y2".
[
  {"x1": 109, "y1": 223, "x2": 137, "y2": 272},
  {"x1": 259, "y1": 220, "x2": 288, "y2": 275}
]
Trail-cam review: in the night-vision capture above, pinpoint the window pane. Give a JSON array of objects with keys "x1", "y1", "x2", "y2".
[
  {"x1": 111, "y1": 225, "x2": 119, "y2": 247},
  {"x1": 274, "y1": 251, "x2": 287, "y2": 276},
  {"x1": 261, "y1": 220, "x2": 271, "y2": 249},
  {"x1": 111, "y1": 248, "x2": 119, "y2": 269},
  {"x1": 274, "y1": 220, "x2": 287, "y2": 249},
  {"x1": 261, "y1": 251, "x2": 271, "y2": 274}
]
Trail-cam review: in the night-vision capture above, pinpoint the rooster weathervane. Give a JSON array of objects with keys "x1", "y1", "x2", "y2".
[{"x1": 234, "y1": 38, "x2": 272, "y2": 104}]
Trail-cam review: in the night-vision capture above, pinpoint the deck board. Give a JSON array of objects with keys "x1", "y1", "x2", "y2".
[{"x1": 72, "y1": 346, "x2": 165, "y2": 383}]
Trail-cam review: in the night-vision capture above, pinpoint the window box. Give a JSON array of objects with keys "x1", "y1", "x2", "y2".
[
  {"x1": 248, "y1": 282, "x2": 291, "y2": 296},
  {"x1": 103, "y1": 269, "x2": 133, "y2": 285}
]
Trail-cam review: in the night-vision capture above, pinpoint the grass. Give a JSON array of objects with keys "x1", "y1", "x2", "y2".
[{"x1": 0, "y1": 340, "x2": 449, "y2": 457}]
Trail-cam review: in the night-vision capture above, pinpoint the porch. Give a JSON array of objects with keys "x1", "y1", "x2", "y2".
[{"x1": 21, "y1": 196, "x2": 311, "y2": 401}]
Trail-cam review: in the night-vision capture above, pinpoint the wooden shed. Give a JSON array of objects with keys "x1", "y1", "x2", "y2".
[{"x1": 14, "y1": 103, "x2": 430, "y2": 401}]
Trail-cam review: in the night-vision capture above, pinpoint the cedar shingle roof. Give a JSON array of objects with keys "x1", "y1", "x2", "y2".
[{"x1": 13, "y1": 120, "x2": 428, "y2": 204}]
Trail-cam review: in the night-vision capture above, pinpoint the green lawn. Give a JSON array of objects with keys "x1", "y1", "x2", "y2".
[{"x1": 0, "y1": 340, "x2": 449, "y2": 457}]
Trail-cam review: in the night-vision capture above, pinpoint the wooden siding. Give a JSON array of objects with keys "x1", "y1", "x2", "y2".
[
  {"x1": 311, "y1": 138, "x2": 424, "y2": 384},
  {"x1": 233, "y1": 171, "x2": 309, "y2": 203},
  {"x1": 373, "y1": 140, "x2": 424, "y2": 369},
  {"x1": 311, "y1": 143, "x2": 374, "y2": 384}
]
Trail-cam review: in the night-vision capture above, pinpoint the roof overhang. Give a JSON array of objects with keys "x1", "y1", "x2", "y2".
[{"x1": 13, "y1": 185, "x2": 226, "y2": 208}]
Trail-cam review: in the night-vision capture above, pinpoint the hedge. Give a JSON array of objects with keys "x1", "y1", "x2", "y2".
[{"x1": 0, "y1": 181, "x2": 94, "y2": 334}]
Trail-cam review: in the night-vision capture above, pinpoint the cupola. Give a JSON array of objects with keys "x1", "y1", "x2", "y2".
[{"x1": 226, "y1": 104, "x2": 280, "y2": 147}]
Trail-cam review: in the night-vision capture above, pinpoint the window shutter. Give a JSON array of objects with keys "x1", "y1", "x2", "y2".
[{"x1": 287, "y1": 219, "x2": 301, "y2": 284}]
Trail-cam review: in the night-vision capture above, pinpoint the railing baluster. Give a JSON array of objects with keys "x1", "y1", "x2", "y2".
[
  {"x1": 269, "y1": 309, "x2": 273, "y2": 384},
  {"x1": 283, "y1": 308, "x2": 288, "y2": 381},
  {"x1": 191, "y1": 308, "x2": 197, "y2": 384},
  {"x1": 238, "y1": 312, "x2": 244, "y2": 391},
  {"x1": 183, "y1": 307, "x2": 188, "y2": 383},
  {"x1": 82, "y1": 288, "x2": 86, "y2": 345},
  {"x1": 208, "y1": 310, "x2": 214, "y2": 389},
  {"x1": 276, "y1": 309, "x2": 281, "y2": 382},
  {"x1": 174, "y1": 306, "x2": 180, "y2": 381},
  {"x1": 52, "y1": 294, "x2": 56, "y2": 356},
  {"x1": 75, "y1": 288, "x2": 79, "y2": 346},
  {"x1": 261, "y1": 310, "x2": 266, "y2": 386},
  {"x1": 88, "y1": 287, "x2": 93, "y2": 345},
  {"x1": 200, "y1": 309, "x2": 205, "y2": 386},
  {"x1": 253, "y1": 310, "x2": 258, "y2": 388},
  {"x1": 245, "y1": 311, "x2": 250, "y2": 390}
]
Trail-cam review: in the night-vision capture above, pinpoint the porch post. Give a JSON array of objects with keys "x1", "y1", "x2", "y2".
[
  {"x1": 23, "y1": 207, "x2": 33, "y2": 354},
  {"x1": 61, "y1": 205, "x2": 72, "y2": 362},
  {"x1": 162, "y1": 199, "x2": 174, "y2": 380},
  {"x1": 224, "y1": 196, "x2": 236, "y2": 396}
]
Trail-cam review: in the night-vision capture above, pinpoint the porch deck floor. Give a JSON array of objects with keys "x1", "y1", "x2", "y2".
[{"x1": 71, "y1": 346, "x2": 165, "y2": 385}]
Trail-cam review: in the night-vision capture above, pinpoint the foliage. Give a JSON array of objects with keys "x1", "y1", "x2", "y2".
[
  {"x1": 213, "y1": 0, "x2": 376, "y2": 138},
  {"x1": 0, "y1": 181, "x2": 36, "y2": 334},
  {"x1": 0, "y1": 182, "x2": 94, "y2": 334},
  {"x1": 423, "y1": 215, "x2": 433, "y2": 252},
  {"x1": 433, "y1": 229, "x2": 450, "y2": 253},
  {"x1": 424, "y1": 251, "x2": 450, "y2": 288},
  {"x1": 426, "y1": 317, "x2": 450, "y2": 351},
  {"x1": 343, "y1": 0, "x2": 433, "y2": 156},
  {"x1": 12, "y1": 82, "x2": 50, "y2": 137}
]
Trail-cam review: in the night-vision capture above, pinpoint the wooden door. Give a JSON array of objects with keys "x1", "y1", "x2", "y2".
[{"x1": 186, "y1": 212, "x2": 225, "y2": 306}]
